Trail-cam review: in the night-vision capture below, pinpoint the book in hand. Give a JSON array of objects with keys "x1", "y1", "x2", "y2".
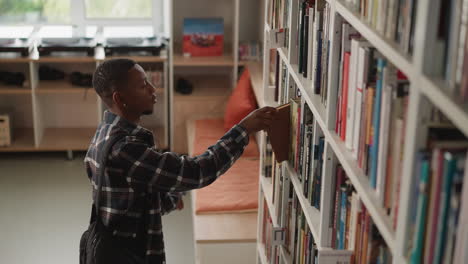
[{"x1": 267, "y1": 103, "x2": 291, "y2": 163}]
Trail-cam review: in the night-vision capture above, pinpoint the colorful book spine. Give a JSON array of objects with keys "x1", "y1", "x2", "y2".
[
  {"x1": 340, "y1": 52, "x2": 351, "y2": 141},
  {"x1": 370, "y1": 58, "x2": 387, "y2": 188},
  {"x1": 409, "y1": 154, "x2": 430, "y2": 264},
  {"x1": 433, "y1": 152, "x2": 460, "y2": 264}
]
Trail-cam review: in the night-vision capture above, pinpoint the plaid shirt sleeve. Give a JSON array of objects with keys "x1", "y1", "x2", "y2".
[
  {"x1": 113, "y1": 125, "x2": 249, "y2": 193},
  {"x1": 160, "y1": 192, "x2": 183, "y2": 215}
]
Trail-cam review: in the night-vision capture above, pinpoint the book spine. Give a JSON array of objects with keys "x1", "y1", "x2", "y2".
[
  {"x1": 348, "y1": 192, "x2": 360, "y2": 251},
  {"x1": 433, "y1": 152, "x2": 458, "y2": 264},
  {"x1": 303, "y1": 14, "x2": 310, "y2": 78},
  {"x1": 339, "y1": 187, "x2": 348, "y2": 250},
  {"x1": 409, "y1": 155, "x2": 430, "y2": 264},
  {"x1": 307, "y1": 7, "x2": 315, "y2": 81},
  {"x1": 442, "y1": 162, "x2": 464, "y2": 264},
  {"x1": 341, "y1": 52, "x2": 351, "y2": 141},
  {"x1": 454, "y1": 154, "x2": 468, "y2": 264},
  {"x1": 376, "y1": 70, "x2": 393, "y2": 205},
  {"x1": 424, "y1": 149, "x2": 444, "y2": 263},
  {"x1": 364, "y1": 87, "x2": 376, "y2": 175},
  {"x1": 345, "y1": 39, "x2": 361, "y2": 151},
  {"x1": 370, "y1": 58, "x2": 387, "y2": 188}
]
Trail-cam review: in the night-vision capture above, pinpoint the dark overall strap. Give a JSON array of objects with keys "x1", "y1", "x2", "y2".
[{"x1": 90, "y1": 134, "x2": 126, "y2": 230}]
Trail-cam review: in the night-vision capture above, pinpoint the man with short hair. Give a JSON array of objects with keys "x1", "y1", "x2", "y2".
[{"x1": 84, "y1": 58, "x2": 277, "y2": 263}]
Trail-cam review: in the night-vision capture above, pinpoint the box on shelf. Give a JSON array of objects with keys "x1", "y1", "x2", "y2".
[{"x1": 183, "y1": 18, "x2": 224, "y2": 57}]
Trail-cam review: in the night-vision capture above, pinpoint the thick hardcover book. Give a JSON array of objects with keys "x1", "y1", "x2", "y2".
[{"x1": 267, "y1": 103, "x2": 291, "y2": 163}]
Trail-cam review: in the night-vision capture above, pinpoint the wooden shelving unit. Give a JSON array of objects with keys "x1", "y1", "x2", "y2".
[
  {"x1": 36, "y1": 81, "x2": 94, "y2": 94},
  {"x1": 173, "y1": 53, "x2": 235, "y2": 67},
  {"x1": 0, "y1": 51, "x2": 169, "y2": 153},
  {"x1": 38, "y1": 127, "x2": 95, "y2": 151},
  {"x1": 0, "y1": 85, "x2": 31, "y2": 95},
  {"x1": 37, "y1": 56, "x2": 97, "y2": 63},
  {"x1": 0, "y1": 128, "x2": 35, "y2": 152},
  {"x1": 257, "y1": 0, "x2": 468, "y2": 264},
  {"x1": 103, "y1": 56, "x2": 167, "y2": 63},
  {"x1": 173, "y1": 75, "x2": 232, "y2": 100}
]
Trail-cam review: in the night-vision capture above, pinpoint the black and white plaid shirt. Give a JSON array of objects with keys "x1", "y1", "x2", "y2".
[{"x1": 85, "y1": 111, "x2": 249, "y2": 263}]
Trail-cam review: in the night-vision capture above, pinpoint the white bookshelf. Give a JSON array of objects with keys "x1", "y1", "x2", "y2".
[{"x1": 257, "y1": 0, "x2": 468, "y2": 263}]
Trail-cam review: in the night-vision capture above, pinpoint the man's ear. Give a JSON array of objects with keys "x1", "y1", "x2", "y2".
[{"x1": 112, "y1": 91, "x2": 125, "y2": 109}]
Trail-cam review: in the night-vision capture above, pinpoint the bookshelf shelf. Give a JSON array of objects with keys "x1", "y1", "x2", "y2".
[
  {"x1": 260, "y1": 175, "x2": 279, "y2": 227},
  {"x1": 419, "y1": 76, "x2": 468, "y2": 137},
  {"x1": 0, "y1": 85, "x2": 31, "y2": 95},
  {"x1": 257, "y1": 243, "x2": 268, "y2": 264},
  {"x1": 247, "y1": 61, "x2": 265, "y2": 108},
  {"x1": 332, "y1": 0, "x2": 416, "y2": 79},
  {"x1": 36, "y1": 81, "x2": 95, "y2": 94},
  {"x1": 0, "y1": 57, "x2": 32, "y2": 63},
  {"x1": 38, "y1": 127, "x2": 96, "y2": 151},
  {"x1": 280, "y1": 246, "x2": 292, "y2": 264},
  {"x1": 103, "y1": 56, "x2": 167, "y2": 63},
  {"x1": 0, "y1": 128, "x2": 35, "y2": 152},
  {"x1": 286, "y1": 163, "x2": 322, "y2": 243},
  {"x1": 173, "y1": 76, "x2": 231, "y2": 100},
  {"x1": 173, "y1": 53, "x2": 235, "y2": 67},
  {"x1": 277, "y1": 48, "x2": 328, "y2": 128},
  {"x1": 37, "y1": 56, "x2": 96, "y2": 63}
]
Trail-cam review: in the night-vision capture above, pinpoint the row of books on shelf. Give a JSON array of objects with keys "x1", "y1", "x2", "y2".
[
  {"x1": 267, "y1": 0, "x2": 332, "y2": 107},
  {"x1": 261, "y1": 193, "x2": 353, "y2": 264},
  {"x1": 343, "y1": 0, "x2": 417, "y2": 55},
  {"x1": 404, "y1": 143, "x2": 468, "y2": 264},
  {"x1": 239, "y1": 42, "x2": 262, "y2": 61},
  {"x1": 269, "y1": 0, "x2": 468, "y2": 103},
  {"x1": 331, "y1": 164, "x2": 392, "y2": 263},
  {"x1": 291, "y1": 98, "x2": 325, "y2": 210},
  {"x1": 268, "y1": 0, "x2": 291, "y2": 49},
  {"x1": 263, "y1": 94, "x2": 326, "y2": 211},
  {"x1": 343, "y1": 0, "x2": 468, "y2": 102},
  {"x1": 296, "y1": 0, "x2": 330, "y2": 106},
  {"x1": 335, "y1": 24, "x2": 410, "y2": 227},
  {"x1": 260, "y1": 158, "x2": 393, "y2": 264}
]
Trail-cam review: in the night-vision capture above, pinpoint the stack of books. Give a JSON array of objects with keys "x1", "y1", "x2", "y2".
[
  {"x1": 268, "y1": 0, "x2": 291, "y2": 49},
  {"x1": 344, "y1": 0, "x2": 417, "y2": 55},
  {"x1": 296, "y1": 0, "x2": 331, "y2": 105}
]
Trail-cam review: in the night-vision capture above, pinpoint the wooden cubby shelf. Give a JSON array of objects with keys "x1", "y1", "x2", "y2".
[
  {"x1": 0, "y1": 85, "x2": 31, "y2": 95},
  {"x1": 0, "y1": 128, "x2": 35, "y2": 152},
  {"x1": 173, "y1": 53, "x2": 235, "y2": 67}
]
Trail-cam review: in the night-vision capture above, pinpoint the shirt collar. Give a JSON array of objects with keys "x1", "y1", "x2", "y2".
[{"x1": 103, "y1": 110, "x2": 154, "y2": 145}]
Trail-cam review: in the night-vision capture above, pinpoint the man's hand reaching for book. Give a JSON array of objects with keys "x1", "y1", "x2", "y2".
[{"x1": 238, "y1": 107, "x2": 278, "y2": 134}]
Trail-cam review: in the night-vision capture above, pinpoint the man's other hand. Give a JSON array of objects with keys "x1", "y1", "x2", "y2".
[{"x1": 238, "y1": 106, "x2": 278, "y2": 134}]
